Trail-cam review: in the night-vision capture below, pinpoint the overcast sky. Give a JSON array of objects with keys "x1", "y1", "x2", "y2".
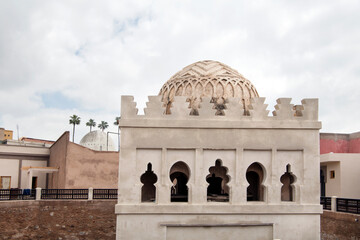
[{"x1": 0, "y1": 0, "x2": 359, "y2": 143}]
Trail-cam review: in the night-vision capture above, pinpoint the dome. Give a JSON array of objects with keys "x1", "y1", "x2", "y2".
[
  {"x1": 159, "y1": 60, "x2": 259, "y2": 115},
  {"x1": 79, "y1": 130, "x2": 116, "y2": 151}
]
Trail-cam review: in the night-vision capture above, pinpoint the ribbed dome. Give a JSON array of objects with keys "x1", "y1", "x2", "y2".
[
  {"x1": 159, "y1": 60, "x2": 259, "y2": 115},
  {"x1": 79, "y1": 130, "x2": 115, "y2": 151}
]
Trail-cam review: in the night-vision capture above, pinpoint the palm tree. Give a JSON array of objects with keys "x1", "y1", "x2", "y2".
[
  {"x1": 69, "y1": 115, "x2": 81, "y2": 142},
  {"x1": 114, "y1": 116, "x2": 121, "y2": 151},
  {"x1": 98, "y1": 121, "x2": 109, "y2": 132},
  {"x1": 86, "y1": 119, "x2": 96, "y2": 132}
]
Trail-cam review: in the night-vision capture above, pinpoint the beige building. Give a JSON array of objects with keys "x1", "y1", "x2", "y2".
[
  {"x1": 320, "y1": 132, "x2": 360, "y2": 199},
  {"x1": 48, "y1": 131, "x2": 118, "y2": 189},
  {"x1": 116, "y1": 60, "x2": 322, "y2": 240},
  {"x1": 0, "y1": 131, "x2": 119, "y2": 190},
  {"x1": 0, "y1": 139, "x2": 50, "y2": 189}
]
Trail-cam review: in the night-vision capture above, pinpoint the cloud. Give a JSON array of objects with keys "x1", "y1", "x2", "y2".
[{"x1": 0, "y1": 0, "x2": 359, "y2": 142}]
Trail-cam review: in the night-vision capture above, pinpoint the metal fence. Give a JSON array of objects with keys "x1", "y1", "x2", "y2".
[
  {"x1": 93, "y1": 189, "x2": 118, "y2": 199},
  {"x1": 0, "y1": 188, "x2": 118, "y2": 201},
  {"x1": 0, "y1": 189, "x2": 36, "y2": 201},
  {"x1": 336, "y1": 198, "x2": 360, "y2": 214},
  {"x1": 41, "y1": 189, "x2": 89, "y2": 199},
  {"x1": 320, "y1": 196, "x2": 331, "y2": 210}
]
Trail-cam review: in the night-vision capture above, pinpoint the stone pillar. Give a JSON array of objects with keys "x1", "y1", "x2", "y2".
[
  {"x1": 88, "y1": 187, "x2": 93, "y2": 200},
  {"x1": 36, "y1": 187, "x2": 42, "y2": 200},
  {"x1": 331, "y1": 196, "x2": 337, "y2": 212},
  {"x1": 158, "y1": 148, "x2": 170, "y2": 204},
  {"x1": 192, "y1": 148, "x2": 206, "y2": 204}
]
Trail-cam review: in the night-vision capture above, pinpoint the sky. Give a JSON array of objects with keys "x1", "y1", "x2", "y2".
[{"x1": 0, "y1": 0, "x2": 359, "y2": 143}]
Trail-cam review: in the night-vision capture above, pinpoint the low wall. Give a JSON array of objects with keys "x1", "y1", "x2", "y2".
[
  {"x1": 321, "y1": 210, "x2": 360, "y2": 240},
  {"x1": 1, "y1": 201, "x2": 359, "y2": 240},
  {"x1": 0, "y1": 200, "x2": 116, "y2": 239}
]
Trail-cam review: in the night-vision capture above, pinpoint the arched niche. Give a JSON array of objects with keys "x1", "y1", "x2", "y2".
[
  {"x1": 280, "y1": 164, "x2": 296, "y2": 201},
  {"x1": 206, "y1": 159, "x2": 230, "y2": 202},
  {"x1": 169, "y1": 161, "x2": 190, "y2": 202},
  {"x1": 246, "y1": 162, "x2": 266, "y2": 201},
  {"x1": 140, "y1": 163, "x2": 157, "y2": 202}
]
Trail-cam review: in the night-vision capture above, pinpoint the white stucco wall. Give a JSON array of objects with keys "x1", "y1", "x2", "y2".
[
  {"x1": 116, "y1": 96, "x2": 322, "y2": 240},
  {"x1": 321, "y1": 153, "x2": 360, "y2": 198},
  {"x1": 21, "y1": 160, "x2": 48, "y2": 189},
  {"x1": 0, "y1": 159, "x2": 19, "y2": 188}
]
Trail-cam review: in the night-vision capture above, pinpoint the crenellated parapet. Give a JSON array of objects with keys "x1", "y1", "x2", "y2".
[{"x1": 120, "y1": 96, "x2": 321, "y2": 129}]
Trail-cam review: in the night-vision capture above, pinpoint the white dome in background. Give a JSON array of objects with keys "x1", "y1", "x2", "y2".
[{"x1": 79, "y1": 130, "x2": 116, "y2": 151}]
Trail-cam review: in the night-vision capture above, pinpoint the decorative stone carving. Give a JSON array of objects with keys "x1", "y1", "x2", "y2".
[
  {"x1": 198, "y1": 97, "x2": 216, "y2": 118},
  {"x1": 120, "y1": 96, "x2": 138, "y2": 119},
  {"x1": 224, "y1": 98, "x2": 244, "y2": 118},
  {"x1": 159, "y1": 60, "x2": 259, "y2": 114},
  {"x1": 248, "y1": 97, "x2": 269, "y2": 120},
  {"x1": 272, "y1": 98, "x2": 295, "y2": 119},
  {"x1": 144, "y1": 96, "x2": 164, "y2": 118}
]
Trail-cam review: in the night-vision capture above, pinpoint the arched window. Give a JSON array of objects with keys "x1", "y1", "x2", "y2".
[
  {"x1": 140, "y1": 163, "x2": 157, "y2": 202},
  {"x1": 169, "y1": 161, "x2": 190, "y2": 202},
  {"x1": 246, "y1": 162, "x2": 265, "y2": 201},
  {"x1": 206, "y1": 159, "x2": 230, "y2": 202},
  {"x1": 280, "y1": 164, "x2": 295, "y2": 201}
]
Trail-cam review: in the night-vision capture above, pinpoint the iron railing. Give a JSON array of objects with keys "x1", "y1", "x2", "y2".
[
  {"x1": 320, "y1": 196, "x2": 331, "y2": 210},
  {"x1": 41, "y1": 189, "x2": 88, "y2": 200},
  {"x1": 93, "y1": 189, "x2": 117, "y2": 199},
  {"x1": 336, "y1": 198, "x2": 360, "y2": 214},
  {"x1": 0, "y1": 189, "x2": 36, "y2": 201}
]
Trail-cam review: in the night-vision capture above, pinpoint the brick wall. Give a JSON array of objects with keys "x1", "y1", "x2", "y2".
[{"x1": 0, "y1": 200, "x2": 116, "y2": 240}]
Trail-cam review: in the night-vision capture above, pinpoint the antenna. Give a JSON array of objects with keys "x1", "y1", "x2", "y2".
[{"x1": 16, "y1": 124, "x2": 19, "y2": 140}]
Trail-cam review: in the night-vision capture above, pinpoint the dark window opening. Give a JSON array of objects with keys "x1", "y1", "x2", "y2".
[
  {"x1": 140, "y1": 163, "x2": 157, "y2": 202},
  {"x1": 330, "y1": 170, "x2": 335, "y2": 179},
  {"x1": 170, "y1": 161, "x2": 190, "y2": 202},
  {"x1": 246, "y1": 162, "x2": 265, "y2": 201},
  {"x1": 32, "y1": 176, "x2": 38, "y2": 189},
  {"x1": 280, "y1": 164, "x2": 295, "y2": 201},
  {"x1": 206, "y1": 159, "x2": 230, "y2": 202},
  {"x1": 320, "y1": 169, "x2": 326, "y2": 197}
]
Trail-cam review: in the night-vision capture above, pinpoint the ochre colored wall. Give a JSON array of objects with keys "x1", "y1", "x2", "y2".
[
  {"x1": 48, "y1": 131, "x2": 119, "y2": 189},
  {"x1": 48, "y1": 132, "x2": 69, "y2": 189},
  {"x1": 65, "y1": 143, "x2": 118, "y2": 189}
]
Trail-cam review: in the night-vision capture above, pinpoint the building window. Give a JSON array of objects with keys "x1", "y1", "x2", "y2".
[
  {"x1": 206, "y1": 159, "x2": 230, "y2": 202},
  {"x1": 140, "y1": 163, "x2": 157, "y2": 202},
  {"x1": 246, "y1": 162, "x2": 265, "y2": 201},
  {"x1": 170, "y1": 161, "x2": 190, "y2": 202},
  {"x1": 280, "y1": 164, "x2": 295, "y2": 201},
  {"x1": 0, "y1": 176, "x2": 11, "y2": 189},
  {"x1": 330, "y1": 170, "x2": 335, "y2": 179}
]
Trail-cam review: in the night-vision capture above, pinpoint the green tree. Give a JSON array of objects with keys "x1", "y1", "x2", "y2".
[
  {"x1": 98, "y1": 121, "x2": 109, "y2": 132},
  {"x1": 114, "y1": 116, "x2": 121, "y2": 151},
  {"x1": 86, "y1": 119, "x2": 96, "y2": 132},
  {"x1": 69, "y1": 115, "x2": 81, "y2": 142}
]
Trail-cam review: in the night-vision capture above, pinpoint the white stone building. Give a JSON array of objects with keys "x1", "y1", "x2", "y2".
[
  {"x1": 115, "y1": 60, "x2": 322, "y2": 240},
  {"x1": 79, "y1": 130, "x2": 115, "y2": 151}
]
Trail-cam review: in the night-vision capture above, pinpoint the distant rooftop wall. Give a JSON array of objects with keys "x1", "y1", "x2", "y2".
[{"x1": 320, "y1": 132, "x2": 360, "y2": 154}]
